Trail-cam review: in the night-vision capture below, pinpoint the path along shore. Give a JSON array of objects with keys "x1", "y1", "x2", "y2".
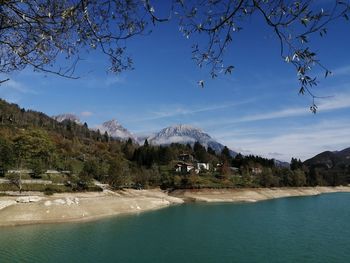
[{"x1": 1, "y1": 186, "x2": 350, "y2": 226}]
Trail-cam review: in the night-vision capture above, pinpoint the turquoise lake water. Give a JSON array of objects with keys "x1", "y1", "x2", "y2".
[{"x1": 0, "y1": 193, "x2": 350, "y2": 263}]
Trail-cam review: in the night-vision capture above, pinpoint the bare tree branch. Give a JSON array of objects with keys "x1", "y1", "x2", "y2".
[
  {"x1": 0, "y1": 78, "x2": 9, "y2": 84},
  {"x1": 0, "y1": 0, "x2": 349, "y2": 112}
]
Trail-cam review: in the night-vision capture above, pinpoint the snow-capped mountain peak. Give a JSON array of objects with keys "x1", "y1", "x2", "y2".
[
  {"x1": 151, "y1": 124, "x2": 209, "y2": 142},
  {"x1": 98, "y1": 119, "x2": 137, "y2": 142},
  {"x1": 148, "y1": 124, "x2": 236, "y2": 156}
]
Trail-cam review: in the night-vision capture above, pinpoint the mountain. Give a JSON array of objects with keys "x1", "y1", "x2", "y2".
[
  {"x1": 148, "y1": 124, "x2": 237, "y2": 156},
  {"x1": 336, "y1": 147, "x2": 350, "y2": 160},
  {"x1": 136, "y1": 134, "x2": 153, "y2": 144},
  {"x1": 304, "y1": 147, "x2": 350, "y2": 168},
  {"x1": 53, "y1": 113, "x2": 81, "y2": 124},
  {"x1": 274, "y1": 159, "x2": 290, "y2": 168},
  {"x1": 98, "y1": 119, "x2": 137, "y2": 142}
]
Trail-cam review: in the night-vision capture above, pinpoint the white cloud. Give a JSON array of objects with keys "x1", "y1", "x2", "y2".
[
  {"x1": 1, "y1": 79, "x2": 35, "y2": 94},
  {"x1": 0, "y1": 78, "x2": 37, "y2": 103},
  {"x1": 333, "y1": 65, "x2": 350, "y2": 77},
  {"x1": 235, "y1": 93, "x2": 350, "y2": 123},
  {"x1": 224, "y1": 120, "x2": 350, "y2": 162},
  {"x1": 80, "y1": 111, "x2": 93, "y2": 117},
  {"x1": 135, "y1": 99, "x2": 255, "y2": 122},
  {"x1": 237, "y1": 107, "x2": 306, "y2": 122},
  {"x1": 268, "y1": 152, "x2": 284, "y2": 157},
  {"x1": 198, "y1": 91, "x2": 350, "y2": 128},
  {"x1": 150, "y1": 136, "x2": 196, "y2": 145}
]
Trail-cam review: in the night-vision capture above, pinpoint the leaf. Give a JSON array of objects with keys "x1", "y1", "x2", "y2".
[
  {"x1": 310, "y1": 104, "x2": 318, "y2": 114},
  {"x1": 301, "y1": 18, "x2": 309, "y2": 27},
  {"x1": 198, "y1": 80, "x2": 204, "y2": 88},
  {"x1": 299, "y1": 35, "x2": 308, "y2": 43},
  {"x1": 225, "y1": 65, "x2": 234, "y2": 74},
  {"x1": 325, "y1": 70, "x2": 332, "y2": 78}
]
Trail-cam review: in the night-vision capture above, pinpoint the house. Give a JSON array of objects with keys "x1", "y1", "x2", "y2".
[
  {"x1": 175, "y1": 161, "x2": 195, "y2": 173},
  {"x1": 175, "y1": 154, "x2": 210, "y2": 174},
  {"x1": 196, "y1": 162, "x2": 210, "y2": 171},
  {"x1": 178, "y1": 154, "x2": 195, "y2": 162}
]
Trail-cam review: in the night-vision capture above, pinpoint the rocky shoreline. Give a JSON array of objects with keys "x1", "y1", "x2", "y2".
[
  {"x1": 1, "y1": 186, "x2": 350, "y2": 227},
  {"x1": 170, "y1": 186, "x2": 350, "y2": 202}
]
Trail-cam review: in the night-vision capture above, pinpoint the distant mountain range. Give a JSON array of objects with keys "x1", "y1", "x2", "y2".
[
  {"x1": 54, "y1": 114, "x2": 237, "y2": 156},
  {"x1": 51, "y1": 114, "x2": 350, "y2": 168},
  {"x1": 274, "y1": 159, "x2": 290, "y2": 168}
]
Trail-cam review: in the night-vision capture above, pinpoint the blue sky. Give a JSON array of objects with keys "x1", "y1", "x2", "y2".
[{"x1": 1, "y1": 3, "x2": 350, "y2": 162}]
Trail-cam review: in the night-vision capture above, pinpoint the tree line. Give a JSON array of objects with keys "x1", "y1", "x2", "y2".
[{"x1": 0, "y1": 99, "x2": 349, "y2": 191}]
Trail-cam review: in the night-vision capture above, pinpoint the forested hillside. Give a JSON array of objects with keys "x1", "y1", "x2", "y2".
[
  {"x1": 0, "y1": 99, "x2": 349, "y2": 193},
  {"x1": 304, "y1": 149, "x2": 350, "y2": 186}
]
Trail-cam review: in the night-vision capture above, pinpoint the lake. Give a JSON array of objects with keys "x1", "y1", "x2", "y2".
[{"x1": 1, "y1": 193, "x2": 350, "y2": 262}]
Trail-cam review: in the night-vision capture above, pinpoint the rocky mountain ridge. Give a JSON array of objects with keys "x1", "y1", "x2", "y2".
[
  {"x1": 147, "y1": 124, "x2": 237, "y2": 156},
  {"x1": 98, "y1": 119, "x2": 138, "y2": 143}
]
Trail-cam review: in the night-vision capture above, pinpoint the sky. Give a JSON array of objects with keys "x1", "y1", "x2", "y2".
[{"x1": 1, "y1": 2, "x2": 350, "y2": 162}]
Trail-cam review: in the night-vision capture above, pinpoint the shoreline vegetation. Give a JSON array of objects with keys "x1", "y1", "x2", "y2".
[
  {"x1": 1, "y1": 98, "x2": 350, "y2": 227},
  {"x1": 2, "y1": 99, "x2": 350, "y2": 197},
  {"x1": 1, "y1": 186, "x2": 350, "y2": 227}
]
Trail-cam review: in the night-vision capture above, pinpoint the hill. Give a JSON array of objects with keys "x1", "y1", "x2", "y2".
[
  {"x1": 304, "y1": 148, "x2": 350, "y2": 168},
  {"x1": 303, "y1": 147, "x2": 350, "y2": 186}
]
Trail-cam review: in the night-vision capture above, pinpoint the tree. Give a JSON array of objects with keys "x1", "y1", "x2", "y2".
[
  {"x1": 79, "y1": 159, "x2": 100, "y2": 184},
  {"x1": 290, "y1": 157, "x2": 303, "y2": 171},
  {"x1": 122, "y1": 139, "x2": 135, "y2": 160},
  {"x1": 175, "y1": 0, "x2": 350, "y2": 111},
  {"x1": 30, "y1": 159, "x2": 45, "y2": 178},
  {"x1": 221, "y1": 146, "x2": 231, "y2": 162},
  {"x1": 1, "y1": 1, "x2": 349, "y2": 110},
  {"x1": 275, "y1": 167, "x2": 294, "y2": 186},
  {"x1": 158, "y1": 146, "x2": 173, "y2": 165},
  {"x1": 232, "y1": 153, "x2": 244, "y2": 167},
  {"x1": 292, "y1": 169, "x2": 307, "y2": 187},
  {"x1": 103, "y1": 131, "x2": 110, "y2": 142},
  {"x1": 207, "y1": 146, "x2": 216, "y2": 156},
  {"x1": 0, "y1": 138, "x2": 14, "y2": 176},
  {"x1": 13, "y1": 129, "x2": 55, "y2": 169},
  {"x1": 0, "y1": 0, "x2": 147, "y2": 79},
  {"x1": 193, "y1": 141, "x2": 210, "y2": 162},
  {"x1": 108, "y1": 158, "x2": 129, "y2": 188},
  {"x1": 259, "y1": 168, "x2": 279, "y2": 187},
  {"x1": 7, "y1": 172, "x2": 23, "y2": 192}
]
